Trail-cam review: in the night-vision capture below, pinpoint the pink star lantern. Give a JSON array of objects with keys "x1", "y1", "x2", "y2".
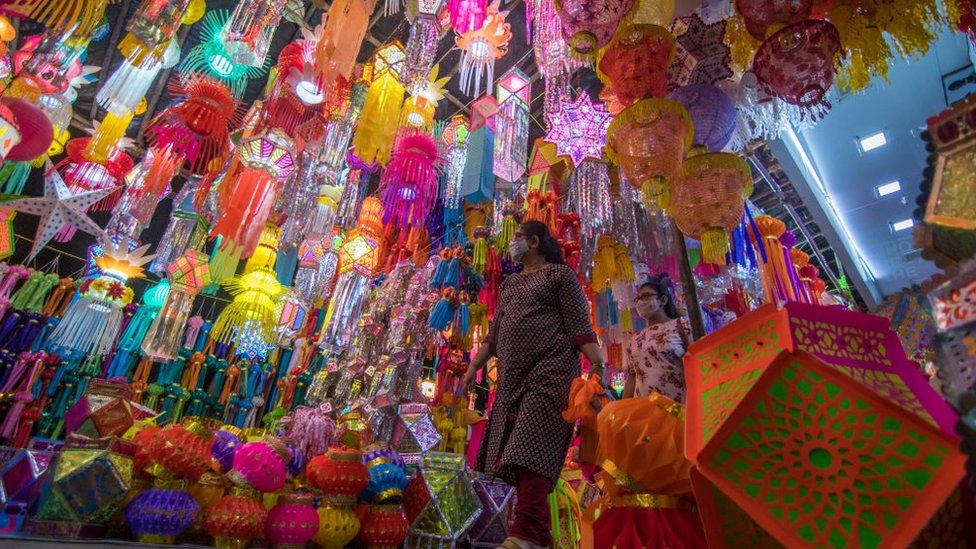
[{"x1": 544, "y1": 93, "x2": 612, "y2": 167}]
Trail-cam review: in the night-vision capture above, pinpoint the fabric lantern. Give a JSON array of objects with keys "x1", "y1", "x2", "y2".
[
  {"x1": 751, "y1": 19, "x2": 841, "y2": 108},
  {"x1": 315, "y1": 503, "x2": 361, "y2": 548},
  {"x1": 211, "y1": 427, "x2": 242, "y2": 474},
  {"x1": 307, "y1": 448, "x2": 371, "y2": 504},
  {"x1": 125, "y1": 483, "x2": 201, "y2": 544},
  {"x1": 403, "y1": 0, "x2": 447, "y2": 95},
  {"x1": 544, "y1": 92, "x2": 612, "y2": 167},
  {"x1": 605, "y1": 98, "x2": 693, "y2": 205},
  {"x1": 265, "y1": 493, "x2": 319, "y2": 548},
  {"x1": 178, "y1": 9, "x2": 270, "y2": 98},
  {"x1": 597, "y1": 24, "x2": 675, "y2": 106},
  {"x1": 493, "y1": 67, "x2": 530, "y2": 183},
  {"x1": 229, "y1": 439, "x2": 289, "y2": 493},
  {"x1": 353, "y1": 41, "x2": 407, "y2": 165},
  {"x1": 667, "y1": 83, "x2": 737, "y2": 152},
  {"x1": 221, "y1": 0, "x2": 284, "y2": 67},
  {"x1": 735, "y1": 0, "x2": 814, "y2": 40},
  {"x1": 4, "y1": 98, "x2": 53, "y2": 162},
  {"x1": 455, "y1": 1, "x2": 512, "y2": 97},
  {"x1": 555, "y1": 0, "x2": 636, "y2": 57},
  {"x1": 141, "y1": 250, "x2": 211, "y2": 361},
  {"x1": 314, "y1": 0, "x2": 378, "y2": 89},
  {"x1": 380, "y1": 132, "x2": 443, "y2": 229},
  {"x1": 668, "y1": 152, "x2": 751, "y2": 264},
  {"x1": 151, "y1": 422, "x2": 215, "y2": 481},
  {"x1": 203, "y1": 488, "x2": 267, "y2": 548}
]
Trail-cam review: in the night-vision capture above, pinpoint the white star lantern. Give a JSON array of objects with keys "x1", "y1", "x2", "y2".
[{"x1": 4, "y1": 162, "x2": 112, "y2": 261}]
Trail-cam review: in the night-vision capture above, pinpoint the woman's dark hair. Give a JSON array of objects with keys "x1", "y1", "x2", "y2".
[
  {"x1": 639, "y1": 274, "x2": 680, "y2": 319},
  {"x1": 520, "y1": 220, "x2": 565, "y2": 265}
]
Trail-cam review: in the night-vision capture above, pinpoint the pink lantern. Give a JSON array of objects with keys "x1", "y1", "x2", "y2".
[
  {"x1": 229, "y1": 439, "x2": 289, "y2": 493},
  {"x1": 265, "y1": 493, "x2": 320, "y2": 548},
  {"x1": 555, "y1": 0, "x2": 636, "y2": 57},
  {"x1": 2, "y1": 98, "x2": 49, "y2": 162},
  {"x1": 448, "y1": 0, "x2": 487, "y2": 34},
  {"x1": 751, "y1": 20, "x2": 841, "y2": 107},
  {"x1": 380, "y1": 132, "x2": 443, "y2": 228},
  {"x1": 544, "y1": 93, "x2": 612, "y2": 167}
]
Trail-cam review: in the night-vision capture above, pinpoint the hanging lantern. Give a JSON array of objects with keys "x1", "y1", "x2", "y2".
[
  {"x1": 667, "y1": 83, "x2": 737, "y2": 152},
  {"x1": 178, "y1": 9, "x2": 271, "y2": 98},
  {"x1": 554, "y1": 0, "x2": 636, "y2": 58},
  {"x1": 53, "y1": 137, "x2": 134, "y2": 226},
  {"x1": 455, "y1": 1, "x2": 511, "y2": 97},
  {"x1": 149, "y1": 179, "x2": 207, "y2": 275},
  {"x1": 735, "y1": 0, "x2": 814, "y2": 40},
  {"x1": 751, "y1": 19, "x2": 840, "y2": 108},
  {"x1": 668, "y1": 152, "x2": 752, "y2": 264},
  {"x1": 492, "y1": 67, "x2": 530, "y2": 183},
  {"x1": 403, "y1": 0, "x2": 447, "y2": 95},
  {"x1": 460, "y1": 95, "x2": 498, "y2": 204},
  {"x1": 605, "y1": 98, "x2": 693, "y2": 206},
  {"x1": 124, "y1": 0, "x2": 194, "y2": 56},
  {"x1": 3, "y1": 0, "x2": 109, "y2": 37},
  {"x1": 439, "y1": 114, "x2": 470, "y2": 209},
  {"x1": 544, "y1": 92, "x2": 612, "y2": 168},
  {"x1": 141, "y1": 250, "x2": 212, "y2": 362},
  {"x1": 352, "y1": 41, "x2": 407, "y2": 165},
  {"x1": 108, "y1": 145, "x2": 183, "y2": 240},
  {"x1": 400, "y1": 65, "x2": 450, "y2": 131},
  {"x1": 380, "y1": 133, "x2": 443, "y2": 229},
  {"x1": 99, "y1": 39, "x2": 181, "y2": 117},
  {"x1": 221, "y1": 0, "x2": 285, "y2": 67},
  {"x1": 314, "y1": 0, "x2": 378, "y2": 89},
  {"x1": 597, "y1": 24, "x2": 674, "y2": 107},
  {"x1": 448, "y1": 0, "x2": 487, "y2": 34},
  {"x1": 151, "y1": 422, "x2": 216, "y2": 481}
]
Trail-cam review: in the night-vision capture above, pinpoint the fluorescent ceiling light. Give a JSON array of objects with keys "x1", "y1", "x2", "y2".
[
  {"x1": 859, "y1": 131, "x2": 887, "y2": 152},
  {"x1": 891, "y1": 218, "x2": 914, "y2": 232},
  {"x1": 875, "y1": 180, "x2": 901, "y2": 196}
]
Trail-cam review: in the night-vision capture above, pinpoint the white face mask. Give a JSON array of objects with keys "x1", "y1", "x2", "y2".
[{"x1": 508, "y1": 238, "x2": 529, "y2": 261}]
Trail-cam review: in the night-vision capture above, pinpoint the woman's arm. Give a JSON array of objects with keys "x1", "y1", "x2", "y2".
[
  {"x1": 579, "y1": 342, "x2": 605, "y2": 377},
  {"x1": 622, "y1": 371, "x2": 636, "y2": 398}
]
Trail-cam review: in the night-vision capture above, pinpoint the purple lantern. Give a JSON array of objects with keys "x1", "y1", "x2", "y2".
[
  {"x1": 667, "y1": 83, "x2": 736, "y2": 152},
  {"x1": 284, "y1": 442, "x2": 306, "y2": 479},
  {"x1": 211, "y1": 429, "x2": 241, "y2": 474},
  {"x1": 125, "y1": 488, "x2": 200, "y2": 543}
]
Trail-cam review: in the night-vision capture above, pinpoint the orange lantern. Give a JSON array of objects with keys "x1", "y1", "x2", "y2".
[
  {"x1": 605, "y1": 98, "x2": 693, "y2": 206},
  {"x1": 597, "y1": 24, "x2": 675, "y2": 106},
  {"x1": 750, "y1": 215, "x2": 796, "y2": 305},
  {"x1": 668, "y1": 152, "x2": 752, "y2": 265}
]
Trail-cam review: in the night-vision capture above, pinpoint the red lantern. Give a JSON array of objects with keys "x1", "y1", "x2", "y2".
[
  {"x1": 735, "y1": 0, "x2": 814, "y2": 40},
  {"x1": 357, "y1": 504, "x2": 408, "y2": 549},
  {"x1": 151, "y1": 422, "x2": 215, "y2": 481},
  {"x1": 751, "y1": 19, "x2": 840, "y2": 107},
  {"x1": 131, "y1": 425, "x2": 161, "y2": 478},
  {"x1": 307, "y1": 448, "x2": 370, "y2": 503},
  {"x1": 203, "y1": 488, "x2": 267, "y2": 548},
  {"x1": 597, "y1": 24, "x2": 674, "y2": 105}
]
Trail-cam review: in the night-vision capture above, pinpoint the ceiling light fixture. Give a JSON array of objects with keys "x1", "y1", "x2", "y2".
[
  {"x1": 875, "y1": 180, "x2": 901, "y2": 197},
  {"x1": 891, "y1": 218, "x2": 914, "y2": 232},
  {"x1": 858, "y1": 131, "x2": 887, "y2": 152}
]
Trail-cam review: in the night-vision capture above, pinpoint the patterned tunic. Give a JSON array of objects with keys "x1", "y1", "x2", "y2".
[
  {"x1": 477, "y1": 263, "x2": 596, "y2": 485},
  {"x1": 625, "y1": 318, "x2": 687, "y2": 403}
]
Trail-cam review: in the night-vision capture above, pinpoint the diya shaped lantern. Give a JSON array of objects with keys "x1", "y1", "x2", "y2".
[{"x1": 597, "y1": 24, "x2": 675, "y2": 106}]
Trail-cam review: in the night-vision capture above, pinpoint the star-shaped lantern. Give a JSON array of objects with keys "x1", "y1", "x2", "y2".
[
  {"x1": 544, "y1": 93, "x2": 612, "y2": 167},
  {"x1": 4, "y1": 162, "x2": 110, "y2": 261}
]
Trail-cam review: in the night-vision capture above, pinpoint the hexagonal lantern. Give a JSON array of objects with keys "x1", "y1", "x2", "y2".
[{"x1": 402, "y1": 452, "x2": 481, "y2": 545}]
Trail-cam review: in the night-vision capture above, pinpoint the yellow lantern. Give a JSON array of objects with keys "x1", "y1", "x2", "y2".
[{"x1": 352, "y1": 41, "x2": 406, "y2": 165}]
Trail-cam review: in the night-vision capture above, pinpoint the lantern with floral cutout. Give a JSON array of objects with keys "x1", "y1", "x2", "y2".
[
  {"x1": 735, "y1": 0, "x2": 814, "y2": 40},
  {"x1": 598, "y1": 24, "x2": 675, "y2": 106},
  {"x1": 555, "y1": 0, "x2": 636, "y2": 58},
  {"x1": 751, "y1": 19, "x2": 840, "y2": 108}
]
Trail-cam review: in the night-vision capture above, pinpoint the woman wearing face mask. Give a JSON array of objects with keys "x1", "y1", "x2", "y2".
[
  {"x1": 622, "y1": 275, "x2": 688, "y2": 400},
  {"x1": 462, "y1": 220, "x2": 605, "y2": 549}
]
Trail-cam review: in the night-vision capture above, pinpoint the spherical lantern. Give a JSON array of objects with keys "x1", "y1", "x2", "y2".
[
  {"x1": 229, "y1": 439, "x2": 289, "y2": 493},
  {"x1": 358, "y1": 504, "x2": 409, "y2": 549},
  {"x1": 211, "y1": 428, "x2": 242, "y2": 474},
  {"x1": 605, "y1": 98, "x2": 694, "y2": 205},
  {"x1": 735, "y1": 0, "x2": 814, "y2": 40},
  {"x1": 187, "y1": 472, "x2": 225, "y2": 514},
  {"x1": 751, "y1": 19, "x2": 841, "y2": 107},
  {"x1": 362, "y1": 462, "x2": 409, "y2": 503},
  {"x1": 265, "y1": 493, "x2": 319, "y2": 548},
  {"x1": 597, "y1": 24, "x2": 674, "y2": 105},
  {"x1": 668, "y1": 152, "x2": 752, "y2": 264},
  {"x1": 203, "y1": 488, "x2": 267, "y2": 548},
  {"x1": 307, "y1": 448, "x2": 370, "y2": 504},
  {"x1": 3, "y1": 98, "x2": 52, "y2": 162},
  {"x1": 152, "y1": 423, "x2": 215, "y2": 481},
  {"x1": 555, "y1": 0, "x2": 637, "y2": 58},
  {"x1": 667, "y1": 83, "x2": 737, "y2": 152},
  {"x1": 315, "y1": 503, "x2": 361, "y2": 549},
  {"x1": 125, "y1": 484, "x2": 201, "y2": 544}
]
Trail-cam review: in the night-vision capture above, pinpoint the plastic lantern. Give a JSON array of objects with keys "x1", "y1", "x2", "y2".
[
  {"x1": 555, "y1": 0, "x2": 636, "y2": 57},
  {"x1": 4, "y1": 0, "x2": 109, "y2": 36},
  {"x1": 735, "y1": 0, "x2": 814, "y2": 40},
  {"x1": 439, "y1": 114, "x2": 470, "y2": 209},
  {"x1": 750, "y1": 215, "x2": 796, "y2": 305},
  {"x1": 668, "y1": 152, "x2": 752, "y2": 264},
  {"x1": 265, "y1": 493, "x2": 319, "y2": 548},
  {"x1": 220, "y1": 0, "x2": 284, "y2": 66},
  {"x1": 751, "y1": 19, "x2": 841, "y2": 107},
  {"x1": 455, "y1": 0, "x2": 512, "y2": 97},
  {"x1": 403, "y1": 0, "x2": 447, "y2": 95},
  {"x1": 380, "y1": 132, "x2": 443, "y2": 229},
  {"x1": 151, "y1": 422, "x2": 215, "y2": 481},
  {"x1": 597, "y1": 24, "x2": 675, "y2": 106},
  {"x1": 352, "y1": 41, "x2": 407, "y2": 165},
  {"x1": 605, "y1": 98, "x2": 693, "y2": 206},
  {"x1": 3, "y1": 98, "x2": 53, "y2": 162},
  {"x1": 125, "y1": 482, "x2": 201, "y2": 544},
  {"x1": 544, "y1": 92, "x2": 612, "y2": 167},
  {"x1": 204, "y1": 488, "x2": 268, "y2": 548},
  {"x1": 228, "y1": 439, "x2": 289, "y2": 493},
  {"x1": 358, "y1": 504, "x2": 409, "y2": 548},
  {"x1": 448, "y1": 0, "x2": 487, "y2": 34},
  {"x1": 178, "y1": 9, "x2": 269, "y2": 98},
  {"x1": 314, "y1": 0, "x2": 378, "y2": 89},
  {"x1": 667, "y1": 83, "x2": 737, "y2": 152},
  {"x1": 141, "y1": 250, "x2": 212, "y2": 361},
  {"x1": 493, "y1": 67, "x2": 530, "y2": 183}
]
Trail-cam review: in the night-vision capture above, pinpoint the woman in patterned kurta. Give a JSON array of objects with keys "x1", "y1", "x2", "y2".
[
  {"x1": 623, "y1": 275, "x2": 689, "y2": 400},
  {"x1": 464, "y1": 220, "x2": 604, "y2": 549}
]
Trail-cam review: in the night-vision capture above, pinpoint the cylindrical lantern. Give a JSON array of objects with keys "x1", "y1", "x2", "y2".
[
  {"x1": 221, "y1": 0, "x2": 284, "y2": 66},
  {"x1": 141, "y1": 250, "x2": 211, "y2": 361},
  {"x1": 264, "y1": 492, "x2": 319, "y2": 548}
]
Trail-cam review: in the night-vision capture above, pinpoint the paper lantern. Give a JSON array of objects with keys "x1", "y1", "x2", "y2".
[
  {"x1": 402, "y1": 452, "x2": 481, "y2": 540},
  {"x1": 466, "y1": 476, "x2": 515, "y2": 546},
  {"x1": 110, "y1": 144, "x2": 182, "y2": 233},
  {"x1": 315, "y1": 503, "x2": 361, "y2": 548},
  {"x1": 669, "y1": 13, "x2": 734, "y2": 91},
  {"x1": 922, "y1": 94, "x2": 976, "y2": 231},
  {"x1": 667, "y1": 83, "x2": 737, "y2": 152},
  {"x1": 221, "y1": 0, "x2": 284, "y2": 67},
  {"x1": 690, "y1": 468, "x2": 783, "y2": 549},
  {"x1": 358, "y1": 504, "x2": 409, "y2": 548},
  {"x1": 64, "y1": 379, "x2": 135, "y2": 438},
  {"x1": 460, "y1": 95, "x2": 498, "y2": 204},
  {"x1": 178, "y1": 9, "x2": 270, "y2": 98},
  {"x1": 555, "y1": 0, "x2": 636, "y2": 57},
  {"x1": 448, "y1": 0, "x2": 487, "y2": 34},
  {"x1": 203, "y1": 489, "x2": 267, "y2": 548},
  {"x1": 605, "y1": 98, "x2": 692, "y2": 203},
  {"x1": 380, "y1": 132, "x2": 442, "y2": 228},
  {"x1": 697, "y1": 350, "x2": 964, "y2": 548},
  {"x1": 125, "y1": 485, "x2": 200, "y2": 544},
  {"x1": 228, "y1": 440, "x2": 289, "y2": 493},
  {"x1": 3, "y1": 98, "x2": 52, "y2": 162},
  {"x1": 265, "y1": 493, "x2": 319, "y2": 548},
  {"x1": 403, "y1": 0, "x2": 447, "y2": 94},
  {"x1": 390, "y1": 403, "x2": 443, "y2": 469},
  {"x1": 751, "y1": 19, "x2": 840, "y2": 107},
  {"x1": 314, "y1": 0, "x2": 377, "y2": 88},
  {"x1": 151, "y1": 423, "x2": 215, "y2": 481},
  {"x1": 734, "y1": 0, "x2": 814, "y2": 40},
  {"x1": 352, "y1": 41, "x2": 407, "y2": 165},
  {"x1": 455, "y1": 1, "x2": 511, "y2": 97},
  {"x1": 598, "y1": 24, "x2": 674, "y2": 106},
  {"x1": 492, "y1": 67, "x2": 530, "y2": 183},
  {"x1": 544, "y1": 93, "x2": 612, "y2": 167}
]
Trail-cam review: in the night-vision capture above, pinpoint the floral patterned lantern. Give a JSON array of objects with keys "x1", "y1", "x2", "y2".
[
  {"x1": 668, "y1": 152, "x2": 752, "y2": 264},
  {"x1": 735, "y1": 0, "x2": 814, "y2": 40},
  {"x1": 544, "y1": 93, "x2": 612, "y2": 168},
  {"x1": 597, "y1": 24, "x2": 675, "y2": 106},
  {"x1": 667, "y1": 83, "x2": 737, "y2": 152},
  {"x1": 555, "y1": 0, "x2": 636, "y2": 58},
  {"x1": 751, "y1": 19, "x2": 841, "y2": 108}
]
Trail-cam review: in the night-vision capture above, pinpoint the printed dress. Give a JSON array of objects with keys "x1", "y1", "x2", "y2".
[
  {"x1": 625, "y1": 318, "x2": 687, "y2": 403},
  {"x1": 477, "y1": 263, "x2": 597, "y2": 485}
]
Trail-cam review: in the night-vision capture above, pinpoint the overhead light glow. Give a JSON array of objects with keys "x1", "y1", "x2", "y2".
[
  {"x1": 891, "y1": 218, "x2": 914, "y2": 232},
  {"x1": 875, "y1": 180, "x2": 901, "y2": 197},
  {"x1": 858, "y1": 131, "x2": 887, "y2": 152},
  {"x1": 209, "y1": 54, "x2": 234, "y2": 77},
  {"x1": 294, "y1": 80, "x2": 324, "y2": 105}
]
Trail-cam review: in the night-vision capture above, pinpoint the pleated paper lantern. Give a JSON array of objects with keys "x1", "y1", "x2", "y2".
[
  {"x1": 668, "y1": 83, "x2": 737, "y2": 152},
  {"x1": 380, "y1": 132, "x2": 443, "y2": 228},
  {"x1": 352, "y1": 42, "x2": 407, "y2": 165},
  {"x1": 734, "y1": 0, "x2": 814, "y2": 40},
  {"x1": 555, "y1": 0, "x2": 636, "y2": 57},
  {"x1": 751, "y1": 19, "x2": 841, "y2": 107},
  {"x1": 597, "y1": 24, "x2": 675, "y2": 105}
]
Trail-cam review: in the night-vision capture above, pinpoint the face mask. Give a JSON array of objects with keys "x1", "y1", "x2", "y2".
[{"x1": 508, "y1": 238, "x2": 529, "y2": 261}]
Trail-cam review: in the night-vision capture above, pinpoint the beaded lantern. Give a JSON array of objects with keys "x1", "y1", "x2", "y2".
[
  {"x1": 751, "y1": 19, "x2": 841, "y2": 108},
  {"x1": 380, "y1": 132, "x2": 443, "y2": 229},
  {"x1": 455, "y1": 0, "x2": 512, "y2": 97},
  {"x1": 605, "y1": 98, "x2": 693, "y2": 206},
  {"x1": 597, "y1": 24, "x2": 674, "y2": 106},
  {"x1": 554, "y1": 0, "x2": 636, "y2": 58},
  {"x1": 668, "y1": 152, "x2": 752, "y2": 264},
  {"x1": 734, "y1": 0, "x2": 814, "y2": 40},
  {"x1": 667, "y1": 83, "x2": 737, "y2": 152},
  {"x1": 352, "y1": 41, "x2": 407, "y2": 165},
  {"x1": 493, "y1": 68, "x2": 531, "y2": 183}
]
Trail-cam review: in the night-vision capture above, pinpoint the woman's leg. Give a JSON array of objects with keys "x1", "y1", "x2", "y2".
[{"x1": 509, "y1": 466, "x2": 554, "y2": 547}]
